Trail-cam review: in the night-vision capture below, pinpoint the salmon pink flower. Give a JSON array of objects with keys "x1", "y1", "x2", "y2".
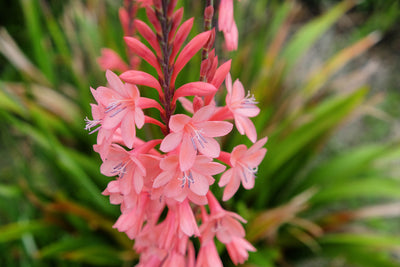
[
  {"x1": 100, "y1": 141, "x2": 160, "y2": 195},
  {"x1": 200, "y1": 192, "x2": 246, "y2": 244},
  {"x1": 196, "y1": 239, "x2": 223, "y2": 267},
  {"x1": 226, "y1": 236, "x2": 256, "y2": 265},
  {"x1": 97, "y1": 48, "x2": 129, "y2": 72},
  {"x1": 153, "y1": 154, "x2": 225, "y2": 205},
  {"x1": 93, "y1": 70, "x2": 145, "y2": 149},
  {"x1": 226, "y1": 73, "x2": 260, "y2": 143},
  {"x1": 218, "y1": 0, "x2": 239, "y2": 51},
  {"x1": 219, "y1": 137, "x2": 267, "y2": 201},
  {"x1": 160, "y1": 105, "x2": 232, "y2": 170}
]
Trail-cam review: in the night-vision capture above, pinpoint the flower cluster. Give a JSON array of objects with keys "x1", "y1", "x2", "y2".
[{"x1": 87, "y1": 0, "x2": 266, "y2": 266}]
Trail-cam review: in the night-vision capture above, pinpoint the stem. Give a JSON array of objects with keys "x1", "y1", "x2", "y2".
[
  {"x1": 155, "y1": 0, "x2": 175, "y2": 135},
  {"x1": 201, "y1": 0, "x2": 214, "y2": 62}
]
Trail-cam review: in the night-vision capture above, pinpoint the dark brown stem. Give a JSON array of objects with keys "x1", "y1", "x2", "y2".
[{"x1": 155, "y1": 0, "x2": 175, "y2": 135}]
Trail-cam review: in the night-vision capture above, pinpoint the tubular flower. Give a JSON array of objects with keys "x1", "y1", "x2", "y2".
[
  {"x1": 160, "y1": 105, "x2": 232, "y2": 171},
  {"x1": 153, "y1": 154, "x2": 225, "y2": 205},
  {"x1": 226, "y1": 73, "x2": 260, "y2": 143},
  {"x1": 219, "y1": 137, "x2": 268, "y2": 201}
]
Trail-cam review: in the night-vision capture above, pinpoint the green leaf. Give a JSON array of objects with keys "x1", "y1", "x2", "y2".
[
  {"x1": 280, "y1": 0, "x2": 356, "y2": 73},
  {"x1": 20, "y1": 0, "x2": 55, "y2": 84},
  {"x1": 0, "y1": 221, "x2": 48, "y2": 243},
  {"x1": 255, "y1": 87, "x2": 367, "y2": 207},
  {"x1": 311, "y1": 177, "x2": 400, "y2": 205}
]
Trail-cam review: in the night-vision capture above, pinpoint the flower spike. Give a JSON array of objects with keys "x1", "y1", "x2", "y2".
[{"x1": 88, "y1": 1, "x2": 266, "y2": 265}]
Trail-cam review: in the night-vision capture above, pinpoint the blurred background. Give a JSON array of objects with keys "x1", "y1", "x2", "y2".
[{"x1": 1, "y1": 0, "x2": 400, "y2": 266}]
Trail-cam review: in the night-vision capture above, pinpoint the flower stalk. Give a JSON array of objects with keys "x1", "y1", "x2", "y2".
[{"x1": 87, "y1": 0, "x2": 266, "y2": 265}]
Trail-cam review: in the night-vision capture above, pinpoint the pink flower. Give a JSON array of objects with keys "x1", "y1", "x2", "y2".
[
  {"x1": 97, "y1": 48, "x2": 128, "y2": 72},
  {"x1": 92, "y1": 70, "x2": 145, "y2": 149},
  {"x1": 100, "y1": 143, "x2": 159, "y2": 195},
  {"x1": 196, "y1": 239, "x2": 223, "y2": 267},
  {"x1": 160, "y1": 105, "x2": 232, "y2": 170},
  {"x1": 226, "y1": 236, "x2": 256, "y2": 265},
  {"x1": 200, "y1": 192, "x2": 246, "y2": 244},
  {"x1": 219, "y1": 137, "x2": 267, "y2": 201},
  {"x1": 226, "y1": 73, "x2": 260, "y2": 143},
  {"x1": 218, "y1": 0, "x2": 239, "y2": 51},
  {"x1": 153, "y1": 154, "x2": 225, "y2": 205}
]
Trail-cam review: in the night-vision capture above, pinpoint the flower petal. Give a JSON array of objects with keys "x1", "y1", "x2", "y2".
[
  {"x1": 169, "y1": 114, "x2": 191, "y2": 132},
  {"x1": 180, "y1": 135, "x2": 197, "y2": 171},
  {"x1": 160, "y1": 131, "x2": 183, "y2": 152},
  {"x1": 197, "y1": 121, "x2": 233, "y2": 137},
  {"x1": 197, "y1": 136, "x2": 220, "y2": 158}
]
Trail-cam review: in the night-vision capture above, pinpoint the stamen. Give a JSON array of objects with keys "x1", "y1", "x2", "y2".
[
  {"x1": 111, "y1": 161, "x2": 128, "y2": 178},
  {"x1": 179, "y1": 171, "x2": 195, "y2": 188},
  {"x1": 109, "y1": 106, "x2": 127, "y2": 117},
  {"x1": 239, "y1": 162, "x2": 258, "y2": 182},
  {"x1": 84, "y1": 117, "x2": 102, "y2": 134},
  {"x1": 190, "y1": 134, "x2": 197, "y2": 151},
  {"x1": 240, "y1": 91, "x2": 258, "y2": 108},
  {"x1": 105, "y1": 102, "x2": 122, "y2": 112}
]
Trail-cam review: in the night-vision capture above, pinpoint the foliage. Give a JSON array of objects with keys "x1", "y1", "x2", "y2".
[{"x1": 0, "y1": 0, "x2": 399, "y2": 266}]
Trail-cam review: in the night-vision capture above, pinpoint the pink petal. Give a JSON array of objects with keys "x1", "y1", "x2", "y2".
[
  {"x1": 192, "y1": 105, "x2": 215, "y2": 122},
  {"x1": 218, "y1": 168, "x2": 233, "y2": 187},
  {"x1": 246, "y1": 149, "x2": 267, "y2": 167},
  {"x1": 235, "y1": 115, "x2": 257, "y2": 143},
  {"x1": 133, "y1": 169, "x2": 144, "y2": 194},
  {"x1": 225, "y1": 73, "x2": 233, "y2": 95},
  {"x1": 124, "y1": 36, "x2": 162, "y2": 77},
  {"x1": 178, "y1": 97, "x2": 194, "y2": 114},
  {"x1": 169, "y1": 114, "x2": 191, "y2": 132},
  {"x1": 160, "y1": 131, "x2": 183, "y2": 152},
  {"x1": 121, "y1": 111, "x2": 136, "y2": 149},
  {"x1": 97, "y1": 48, "x2": 128, "y2": 72},
  {"x1": 170, "y1": 18, "x2": 194, "y2": 62},
  {"x1": 180, "y1": 135, "x2": 197, "y2": 171},
  {"x1": 106, "y1": 70, "x2": 126, "y2": 95},
  {"x1": 241, "y1": 170, "x2": 255, "y2": 190},
  {"x1": 190, "y1": 172, "x2": 209, "y2": 196},
  {"x1": 120, "y1": 169, "x2": 134, "y2": 195},
  {"x1": 211, "y1": 60, "x2": 232, "y2": 89},
  {"x1": 134, "y1": 19, "x2": 162, "y2": 57},
  {"x1": 247, "y1": 137, "x2": 268, "y2": 154},
  {"x1": 171, "y1": 31, "x2": 211, "y2": 84},
  {"x1": 153, "y1": 170, "x2": 174, "y2": 188},
  {"x1": 135, "y1": 107, "x2": 145, "y2": 128},
  {"x1": 145, "y1": 6, "x2": 161, "y2": 34},
  {"x1": 218, "y1": 0, "x2": 234, "y2": 32},
  {"x1": 197, "y1": 121, "x2": 233, "y2": 137},
  {"x1": 222, "y1": 171, "x2": 240, "y2": 201},
  {"x1": 160, "y1": 154, "x2": 179, "y2": 170},
  {"x1": 138, "y1": 97, "x2": 162, "y2": 111},
  {"x1": 230, "y1": 145, "x2": 247, "y2": 166},
  {"x1": 223, "y1": 21, "x2": 238, "y2": 51},
  {"x1": 173, "y1": 82, "x2": 217, "y2": 103},
  {"x1": 179, "y1": 200, "x2": 200, "y2": 236},
  {"x1": 168, "y1": 8, "x2": 184, "y2": 47},
  {"x1": 95, "y1": 86, "x2": 121, "y2": 107},
  {"x1": 120, "y1": 70, "x2": 162, "y2": 94},
  {"x1": 102, "y1": 108, "x2": 127, "y2": 129},
  {"x1": 197, "y1": 136, "x2": 220, "y2": 158},
  {"x1": 232, "y1": 79, "x2": 245, "y2": 102},
  {"x1": 188, "y1": 193, "x2": 208, "y2": 206}
]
